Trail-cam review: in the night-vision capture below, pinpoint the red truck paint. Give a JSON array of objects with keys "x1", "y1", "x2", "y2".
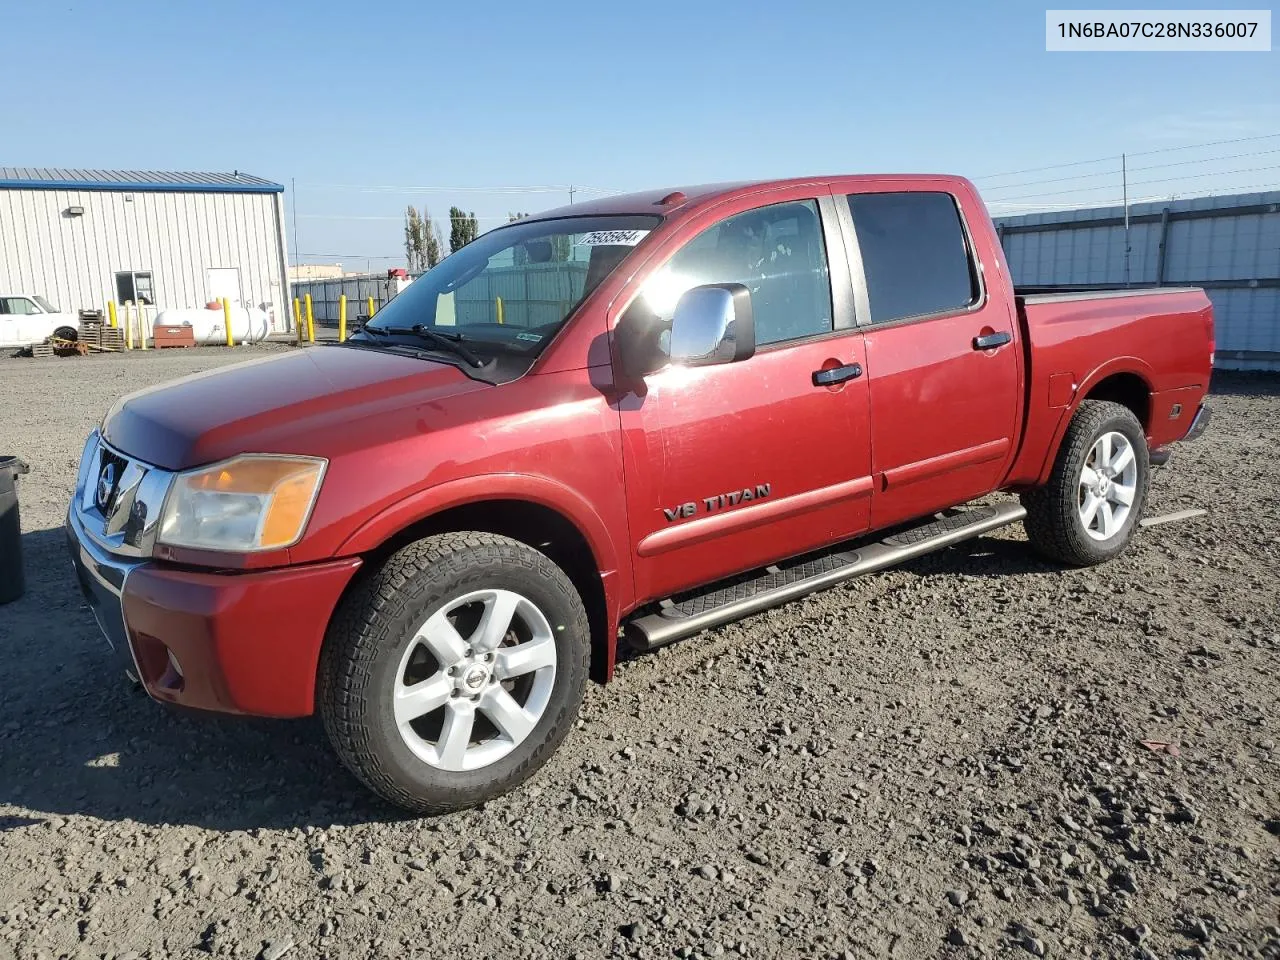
[{"x1": 86, "y1": 174, "x2": 1213, "y2": 717}]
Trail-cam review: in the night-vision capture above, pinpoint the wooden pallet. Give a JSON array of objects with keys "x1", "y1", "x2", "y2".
[
  {"x1": 76, "y1": 321, "x2": 126, "y2": 351},
  {"x1": 31, "y1": 343, "x2": 55, "y2": 359},
  {"x1": 78, "y1": 320, "x2": 104, "y2": 347}
]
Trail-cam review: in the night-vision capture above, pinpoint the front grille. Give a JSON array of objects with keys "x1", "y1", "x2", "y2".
[
  {"x1": 75, "y1": 434, "x2": 174, "y2": 559},
  {"x1": 97, "y1": 446, "x2": 129, "y2": 511}
]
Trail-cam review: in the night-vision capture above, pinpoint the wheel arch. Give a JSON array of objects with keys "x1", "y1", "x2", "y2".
[
  {"x1": 1034, "y1": 359, "x2": 1154, "y2": 486},
  {"x1": 337, "y1": 476, "x2": 624, "y2": 683}
]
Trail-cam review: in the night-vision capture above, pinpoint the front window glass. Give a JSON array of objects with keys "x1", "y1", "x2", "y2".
[
  {"x1": 630, "y1": 199, "x2": 832, "y2": 346},
  {"x1": 2, "y1": 297, "x2": 37, "y2": 315},
  {"x1": 34, "y1": 296, "x2": 58, "y2": 313},
  {"x1": 365, "y1": 215, "x2": 660, "y2": 357}
]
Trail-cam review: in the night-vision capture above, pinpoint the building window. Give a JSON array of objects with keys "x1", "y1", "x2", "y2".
[{"x1": 115, "y1": 271, "x2": 156, "y2": 305}]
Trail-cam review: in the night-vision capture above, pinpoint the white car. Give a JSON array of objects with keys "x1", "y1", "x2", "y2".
[{"x1": 0, "y1": 294, "x2": 80, "y2": 347}]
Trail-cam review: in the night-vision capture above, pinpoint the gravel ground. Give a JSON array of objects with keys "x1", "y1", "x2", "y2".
[{"x1": 1, "y1": 348, "x2": 1276, "y2": 960}]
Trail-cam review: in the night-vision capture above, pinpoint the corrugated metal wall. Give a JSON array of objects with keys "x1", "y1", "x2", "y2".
[
  {"x1": 0, "y1": 187, "x2": 289, "y2": 329},
  {"x1": 996, "y1": 191, "x2": 1280, "y2": 371},
  {"x1": 291, "y1": 275, "x2": 398, "y2": 324}
]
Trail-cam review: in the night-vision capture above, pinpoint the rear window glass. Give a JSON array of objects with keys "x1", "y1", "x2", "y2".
[{"x1": 846, "y1": 192, "x2": 978, "y2": 323}]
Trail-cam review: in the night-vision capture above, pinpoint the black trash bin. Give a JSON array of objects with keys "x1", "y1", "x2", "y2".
[{"x1": 0, "y1": 456, "x2": 31, "y2": 605}]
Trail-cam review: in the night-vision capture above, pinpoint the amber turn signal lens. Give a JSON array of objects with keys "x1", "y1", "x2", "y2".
[{"x1": 158, "y1": 455, "x2": 327, "y2": 553}]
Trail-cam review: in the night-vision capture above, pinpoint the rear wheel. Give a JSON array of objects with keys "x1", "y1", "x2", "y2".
[
  {"x1": 1021, "y1": 400, "x2": 1150, "y2": 567},
  {"x1": 318, "y1": 532, "x2": 589, "y2": 814}
]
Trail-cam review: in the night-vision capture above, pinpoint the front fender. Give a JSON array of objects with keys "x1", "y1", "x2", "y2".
[{"x1": 337, "y1": 472, "x2": 622, "y2": 582}]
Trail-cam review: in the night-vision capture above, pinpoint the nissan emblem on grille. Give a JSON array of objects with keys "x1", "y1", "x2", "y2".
[{"x1": 95, "y1": 462, "x2": 117, "y2": 512}]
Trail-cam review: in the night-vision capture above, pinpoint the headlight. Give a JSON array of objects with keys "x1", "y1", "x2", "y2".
[{"x1": 157, "y1": 455, "x2": 327, "y2": 552}]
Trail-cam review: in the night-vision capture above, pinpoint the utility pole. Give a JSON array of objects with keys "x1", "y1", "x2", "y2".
[
  {"x1": 1121, "y1": 154, "x2": 1131, "y2": 288},
  {"x1": 568, "y1": 185, "x2": 576, "y2": 205},
  {"x1": 291, "y1": 178, "x2": 301, "y2": 268}
]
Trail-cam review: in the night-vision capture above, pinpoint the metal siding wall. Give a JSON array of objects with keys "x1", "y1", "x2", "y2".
[
  {"x1": 997, "y1": 191, "x2": 1280, "y2": 370},
  {"x1": 0, "y1": 187, "x2": 287, "y2": 328}
]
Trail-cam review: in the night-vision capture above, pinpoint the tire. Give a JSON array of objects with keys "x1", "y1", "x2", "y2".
[
  {"x1": 318, "y1": 532, "x2": 589, "y2": 814},
  {"x1": 1020, "y1": 400, "x2": 1150, "y2": 567},
  {"x1": 53, "y1": 326, "x2": 77, "y2": 342}
]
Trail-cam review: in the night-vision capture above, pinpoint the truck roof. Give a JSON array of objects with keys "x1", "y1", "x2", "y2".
[{"x1": 527, "y1": 174, "x2": 973, "y2": 222}]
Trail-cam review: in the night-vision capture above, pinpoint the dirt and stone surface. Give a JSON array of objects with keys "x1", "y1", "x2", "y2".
[{"x1": 0, "y1": 347, "x2": 1276, "y2": 960}]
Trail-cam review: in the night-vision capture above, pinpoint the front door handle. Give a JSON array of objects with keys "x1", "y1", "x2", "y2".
[
  {"x1": 812, "y1": 362, "x2": 863, "y2": 386},
  {"x1": 973, "y1": 331, "x2": 1012, "y2": 350}
]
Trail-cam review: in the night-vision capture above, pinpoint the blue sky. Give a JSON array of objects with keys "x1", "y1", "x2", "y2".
[{"x1": 3, "y1": 0, "x2": 1276, "y2": 266}]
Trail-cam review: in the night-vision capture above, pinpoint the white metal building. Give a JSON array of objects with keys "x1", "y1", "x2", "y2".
[
  {"x1": 0, "y1": 168, "x2": 291, "y2": 331},
  {"x1": 995, "y1": 191, "x2": 1280, "y2": 371}
]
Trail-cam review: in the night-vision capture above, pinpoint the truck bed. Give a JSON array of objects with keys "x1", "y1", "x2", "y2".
[
  {"x1": 1002, "y1": 285, "x2": 1215, "y2": 489},
  {"x1": 1015, "y1": 284, "x2": 1204, "y2": 300}
]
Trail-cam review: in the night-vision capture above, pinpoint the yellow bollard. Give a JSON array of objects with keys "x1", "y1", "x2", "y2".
[
  {"x1": 367, "y1": 295, "x2": 376, "y2": 319},
  {"x1": 107, "y1": 301, "x2": 118, "y2": 329},
  {"x1": 304, "y1": 294, "x2": 315, "y2": 344},
  {"x1": 222, "y1": 297, "x2": 235, "y2": 347},
  {"x1": 138, "y1": 302, "x2": 147, "y2": 350},
  {"x1": 293, "y1": 297, "x2": 303, "y2": 344},
  {"x1": 338, "y1": 294, "x2": 347, "y2": 342},
  {"x1": 496, "y1": 296, "x2": 504, "y2": 325},
  {"x1": 124, "y1": 301, "x2": 134, "y2": 350}
]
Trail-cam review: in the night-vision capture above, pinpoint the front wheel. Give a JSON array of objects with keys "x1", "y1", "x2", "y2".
[
  {"x1": 1021, "y1": 400, "x2": 1150, "y2": 567},
  {"x1": 318, "y1": 532, "x2": 589, "y2": 814},
  {"x1": 53, "y1": 326, "x2": 78, "y2": 342}
]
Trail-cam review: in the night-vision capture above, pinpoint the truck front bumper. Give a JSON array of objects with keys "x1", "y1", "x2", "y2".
[{"x1": 67, "y1": 508, "x2": 361, "y2": 717}]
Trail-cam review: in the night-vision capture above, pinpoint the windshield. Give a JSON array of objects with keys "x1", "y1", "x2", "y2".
[
  {"x1": 34, "y1": 296, "x2": 58, "y2": 313},
  {"x1": 364, "y1": 215, "x2": 660, "y2": 359}
]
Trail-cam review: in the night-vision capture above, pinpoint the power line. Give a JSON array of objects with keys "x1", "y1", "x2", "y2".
[
  {"x1": 973, "y1": 131, "x2": 1280, "y2": 182},
  {"x1": 983, "y1": 147, "x2": 1280, "y2": 193},
  {"x1": 297, "y1": 182, "x2": 618, "y2": 195},
  {"x1": 988, "y1": 180, "x2": 1280, "y2": 211},
  {"x1": 990, "y1": 163, "x2": 1280, "y2": 202},
  {"x1": 298, "y1": 214, "x2": 518, "y2": 222}
]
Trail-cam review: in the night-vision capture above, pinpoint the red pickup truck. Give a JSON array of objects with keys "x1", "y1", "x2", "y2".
[{"x1": 67, "y1": 174, "x2": 1213, "y2": 813}]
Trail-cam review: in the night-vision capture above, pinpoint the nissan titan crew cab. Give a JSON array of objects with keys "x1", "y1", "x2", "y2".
[{"x1": 67, "y1": 175, "x2": 1214, "y2": 813}]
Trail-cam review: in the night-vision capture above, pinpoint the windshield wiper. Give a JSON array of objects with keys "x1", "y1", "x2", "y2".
[{"x1": 362, "y1": 324, "x2": 486, "y2": 368}]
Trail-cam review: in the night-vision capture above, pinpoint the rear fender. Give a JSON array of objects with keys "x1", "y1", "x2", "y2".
[{"x1": 1030, "y1": 357, "x2": 1155, "y2": 486}]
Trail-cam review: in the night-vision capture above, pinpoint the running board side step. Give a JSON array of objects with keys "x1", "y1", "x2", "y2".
[{"x1": 625, "y1": 502, "x2": 1027, "y2": 651}]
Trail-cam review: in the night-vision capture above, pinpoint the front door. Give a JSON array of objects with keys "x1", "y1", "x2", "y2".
[
  {"x1": 617, "y1": 195, "x2": 874, "y2": 604},
  {"x1": 842, "y1": 188, "x2": 1021, "y2": 528},
  {"x1": 0, "y1": 297, "x2": 37, "y2": 346}
]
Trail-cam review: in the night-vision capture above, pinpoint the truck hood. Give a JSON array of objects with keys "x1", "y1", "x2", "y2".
[{"x1": 102, "y1": 346, "x2": 488, "y2": 470}]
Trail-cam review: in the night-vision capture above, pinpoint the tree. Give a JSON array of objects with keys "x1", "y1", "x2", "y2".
[
  {"x1": 508, "y1": 212, "x2": 529, "y2": 222},
  {"x1": 424, "y1": 212, "x2": 442, "y2": 267},
  {"x1": 449, "y1": 206, "x2": 479, "y2": 253},
  {"x1": 405, "y1": 206, "x2": 444, "y2": 270},
  {"x1": 404, "y1": 205, "x2": 427, "y2": 271}
]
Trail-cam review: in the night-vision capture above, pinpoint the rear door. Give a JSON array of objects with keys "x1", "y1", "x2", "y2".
[
  {"x1": 616, "y1": 191, "x2": 874, "y2": 603},
  {"x1": 840, "y1": 186, "x2": 1020, "y2": 529}
]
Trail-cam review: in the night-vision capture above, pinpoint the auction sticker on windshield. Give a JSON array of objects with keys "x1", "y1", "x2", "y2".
[{"x1": 576, "y1": 229, "x2": 650, "y2": 246}]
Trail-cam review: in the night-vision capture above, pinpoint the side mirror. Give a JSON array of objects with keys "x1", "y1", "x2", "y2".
[{"x1": 669, "y1": 283, "x2": 755, "y2": 367}]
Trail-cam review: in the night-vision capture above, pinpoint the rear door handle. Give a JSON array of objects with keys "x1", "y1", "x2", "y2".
[
  {"x1": 812, "y1": 362, "x2": 863, "y2": 386},
  {"x1": 973, "y1": 331, "x2": 1012, "y2": 350}
]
